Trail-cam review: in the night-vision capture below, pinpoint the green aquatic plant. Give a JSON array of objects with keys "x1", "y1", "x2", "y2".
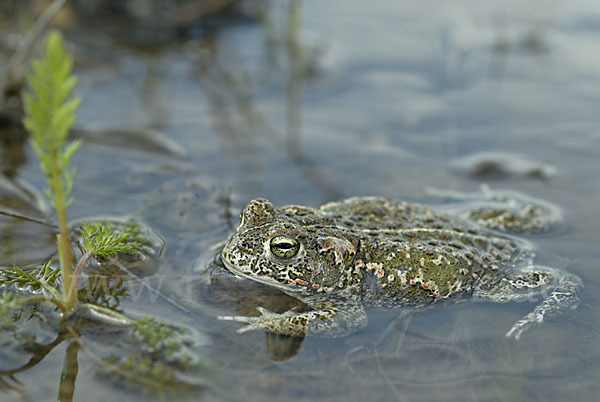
[
  {"x1": 22, "y1": 30, "x2": 81, "y2": 311},
  {"x1": 0, "y1": 29, "x2": 203, "y2": 396},
  {"x1": 79, "y1": 222, "x2": 143, "y2": 258},
  {"x1": 0, "y1": 262, "x2": 66, "y2": 311},
  {"x1": 71, "y1": 221, "x2": 143, "y2": 295},
  {"x1": 0, "y1": 220, "x2": 146, "y2": 314},
  {"x1": 132, "y1": 317, "x2": 194, "y2": 367},
  {"x1": 16, "y1": 31, "x2": 148, "y2": 316},
  {"x1": 0, "y1": 261, "x2": 61, "y2": 291}
]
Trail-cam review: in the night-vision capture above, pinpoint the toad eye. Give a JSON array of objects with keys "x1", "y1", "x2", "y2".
[{"x1": 269, "y1": 236, "x2": 300, "y2": 259}]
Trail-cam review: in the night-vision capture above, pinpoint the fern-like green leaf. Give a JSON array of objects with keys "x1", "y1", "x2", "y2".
[
  {"x1": 0, "y1": 262, "x2": 62, "y2": 298},
  {"x1": 80, "y1": 222, "x2": 143, "y2": 257},
  {"x1": 62, "y1": 139, "x2": 82, "y2": 167}
]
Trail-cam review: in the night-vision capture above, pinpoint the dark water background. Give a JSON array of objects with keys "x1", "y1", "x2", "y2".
[{"x1": 1, "y1": 1, "x2": 600, "y2": 401}]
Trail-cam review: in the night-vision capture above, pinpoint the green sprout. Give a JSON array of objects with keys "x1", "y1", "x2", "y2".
[{"x1": 22, "y1": 30, "x2": 81, "y2": 311}]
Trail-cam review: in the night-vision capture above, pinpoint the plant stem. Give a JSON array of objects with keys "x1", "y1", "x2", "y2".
[
  {"x1": 22, "y1": 296, "x2": 67, "y2": 313},
  {"x1": 79, "y1": 304, "x2": 134, "y2": 326},
  {"x1": 50, "y1": 158, "x2": 75, "y2": 310},
  {"x1": 0, "y1": 209, "x2": 58, "y2": 228},
  {"x1": 70, "y1": 250, "x2": 92, "y2": 299}
]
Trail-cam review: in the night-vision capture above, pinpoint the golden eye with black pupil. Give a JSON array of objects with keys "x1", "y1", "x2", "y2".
[{"x1": 269, "y1": 236, "x2": 300, "y2": 259}]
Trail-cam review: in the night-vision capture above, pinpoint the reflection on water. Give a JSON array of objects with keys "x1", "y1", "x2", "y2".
[
  {"x1": 193, "y1": 0, "x2": 345, "y2": 201},
  {"x1": 1, "y1": 0, "x2": 600, "y2": 401},
  {"x1": 1, "y1": 316, "x2": 78, "y2": 401}
]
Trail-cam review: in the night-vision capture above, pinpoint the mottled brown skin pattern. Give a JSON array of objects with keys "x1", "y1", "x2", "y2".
[
  {"x1": 321, "y1": 198, "x2": 520, "y2": 305},
  {"x1": 218, "y1": 197, "x2": 582, "y2": 339}
]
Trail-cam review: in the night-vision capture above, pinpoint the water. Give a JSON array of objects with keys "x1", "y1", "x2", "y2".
[{"x1": 1, "y1": 1, "x2": 600, "y2": 401}]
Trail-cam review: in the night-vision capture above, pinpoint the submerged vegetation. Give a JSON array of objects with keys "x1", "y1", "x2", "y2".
[
  {"x1": 99, "y1": 317, "x2": 204, "y2": 394},
  {"x1": 0, "y1": 292, "x2": 23, "y2": 328}
]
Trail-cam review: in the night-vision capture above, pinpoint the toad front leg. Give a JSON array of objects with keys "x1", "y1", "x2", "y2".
[{"x1": 218, "y1": 297, "x2": 367, "y2": 338}]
